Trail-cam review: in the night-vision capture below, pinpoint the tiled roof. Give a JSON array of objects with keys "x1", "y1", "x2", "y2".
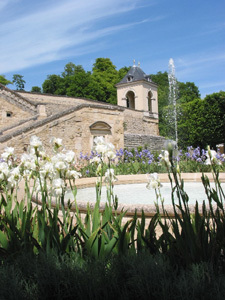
[{"x1": 117, "y1": 65, "x2": 152, "y2": 84}]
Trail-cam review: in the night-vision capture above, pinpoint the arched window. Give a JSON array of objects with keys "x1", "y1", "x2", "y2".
[
  {"x1": 126, "y1": 91, "x2": 135, "y2": 109},
  {"x1": 90, "y1": 121, "x2": 112, "y2": 136},
  {"x1": 90, "y1": 121, "x2": 112, "y2": 147},
  {"x1": 127, "y1": 76, "x2": 133, "y2": 82},
  {"x1": 148, "y1": 91, "x2": 153, "y2": 112}
]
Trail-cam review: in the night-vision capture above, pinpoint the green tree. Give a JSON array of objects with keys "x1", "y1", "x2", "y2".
[
  {"x1": 0, "y1": 75, "x2": 12, "y2": 86},
  {"x1": 176, "y1": 91, "x2": 225, "y2": 149},
  {"x1": 31, "y1": 86, "x2": 41, "y2": 93},
  {"x1": 66, "y1": 70, "x2": 93, "y2": 98},
  {"x1": 177, "y1": 98, "x2": 205, "y2": 148},
  {"x1": 12, "y1": 74, "x2": 26, "y2": 90},
  {"x1": 201, "y1": 91, "x2": 225, "y2": 148},
  {"x1": 40, "y1": 59, "x2": 129, "y2": 104},
  {"x1": 61, "y1": 62, "x2": 84, "y2": 78},
  {"x1": 150, "y1": 74, "x2": 201, "y2": 141},
  {"x1": 117, "y1": 66, "x2": 130, "y2": 83},
  {"x1": 177, "y1": 82, "x2": 200, "y2": 104},
  {"x1": 91, "y1": 58, "x2": 118, "y2": 104},
  {"x1": 42, "y1": 74, "x2": 63, "y2": 94},
  {"x1": 150, "y1": 72, "x2": 170, "y2": 136}
]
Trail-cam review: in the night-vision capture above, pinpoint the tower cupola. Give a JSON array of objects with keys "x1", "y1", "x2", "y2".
[{"x1": 115, "y1": 61, "x2": 158, "y2": 118}]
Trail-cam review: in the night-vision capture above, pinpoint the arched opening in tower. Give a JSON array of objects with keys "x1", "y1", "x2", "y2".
[
  {"x1": 148, "y1": 91, "x2": 153, "y2": 112},
  {"x1": 126, "y1": 91, "x2": 135, "y2": 109}
]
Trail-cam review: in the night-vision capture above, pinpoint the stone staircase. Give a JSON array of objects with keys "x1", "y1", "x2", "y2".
[{"x1": 0, "y1": 83, "x2": 37, "y2": 114}]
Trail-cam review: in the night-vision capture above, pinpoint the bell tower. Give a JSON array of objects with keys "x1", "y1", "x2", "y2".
[{"x1": 115, "y1": 61, "x2": 158, "y2": 119}]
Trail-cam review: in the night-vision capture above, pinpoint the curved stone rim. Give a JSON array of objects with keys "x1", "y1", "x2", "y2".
[{"x1": 31, "y1": 173, "x2": 225, "y2": 218}]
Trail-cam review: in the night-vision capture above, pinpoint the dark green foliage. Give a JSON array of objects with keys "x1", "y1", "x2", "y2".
[
  {"x1": 117, "y1": 66, "x2": 130, "y2": 82},
  {"x1": 202, "y1": 91, "x2": 225, "y2": 148},
  {"x1": 61, "y1": 62, "x2": 79, "y2": 77},
  {"x1": 12, "y1": 74, "x2": 26, "y2": 90},
  {"x1": 150, "y1": 71, "x2": 170, "y2": 136},
  {"x1": 42, "y1": 74, "x2": 63, "y2": 94},
  {"x1": 177, "y1": 81, "x2": 200, "y2": 104},
  {"x1": 90, "y1": 58, "x2": 118, "y2": 104},
  {"x1": 0, "y1": 253, "x2": 225, "y2": 300},
  {"x1": 65, "y1": 70, "x2": 93, "y2": 98},
  {"x1": 177, "y1": 91, "x2": 225, "y2": 148},
  {"x1": 31, "y1": 86, "x2": 42, "y2": 93},
  {"x1": 42, "y1": 58, "x2": 122, "y2": 104},
  {"x1": 177, "y1": 98, "x2": 205, "y2": 148}
]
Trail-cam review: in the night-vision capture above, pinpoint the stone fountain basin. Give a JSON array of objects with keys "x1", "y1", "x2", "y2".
[{"x1": 65, "y1": 173, "x2": 225, "y2": 217}]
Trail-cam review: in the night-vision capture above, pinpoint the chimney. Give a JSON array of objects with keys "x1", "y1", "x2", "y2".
[{"x1": 37, "y1": 105, "x2": 47, "y2": 119}]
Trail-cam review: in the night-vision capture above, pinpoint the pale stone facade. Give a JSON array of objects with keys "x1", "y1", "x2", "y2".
[
  {"x1": 0, "y1": 64, "x2": 165, "y2": 155},
  {"x1": 116, "y1": 81, "x2": 158, "y2": 119}
]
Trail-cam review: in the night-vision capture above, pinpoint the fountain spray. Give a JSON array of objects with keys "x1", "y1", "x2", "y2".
[{"x1": 168, "y1": 58, "x2": 178, "y2": 146}]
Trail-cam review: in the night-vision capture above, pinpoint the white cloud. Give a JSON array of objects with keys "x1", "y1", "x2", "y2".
[
  {"x1": 0, "y1": 0, "x2": 13, "y2": 11},
  {"x1": 200, "y1": 80, "x2": 225, "y2": 89},
  {"x1": 174, "y1": 51, "x2": 225, "y2": 82},
  {"x1": 0, "y1": 0, "x2": 150, "y2": 73},
  {"x1": 165, "y1": 51, "x2": 225, "y2": 97},
  {"x1": 176, "y1": 53, "x2": 225, "y2": 69}
]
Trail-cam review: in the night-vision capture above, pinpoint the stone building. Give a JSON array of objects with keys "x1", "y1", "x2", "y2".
[{"x1": 0, "y1": 63, "x2": 165, "y2": 155}]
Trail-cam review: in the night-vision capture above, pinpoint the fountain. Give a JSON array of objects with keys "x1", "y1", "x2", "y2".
[
  {"x1": 168, "y1": 58, "x2": 178, "y2": 145},
  {"x1": 65, "y1": 174, "x2": 225, "y2": 217},
  {"x1": 67, "y1": 182, "x2": 224, "y2": 206}
]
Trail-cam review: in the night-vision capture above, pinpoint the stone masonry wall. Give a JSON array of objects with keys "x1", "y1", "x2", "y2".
[
  {"x1": 124, "y1": 133, "x2": 166, "y2": 151},
  {"x1": 17, "y1": 91, "x2": 122, "y2": 118},
  {"x1": 18, "y1": 92, "x2": 108, "y2": 115},
  {"x1": 123, "y1": 108, "x2": 159, "y2": 136},
  {"x1": 0, "y1": 96, "x2": 33, "y2": 129},
  {"x1": 0, "y1": 105, "x2": 124, "y2": 157}
]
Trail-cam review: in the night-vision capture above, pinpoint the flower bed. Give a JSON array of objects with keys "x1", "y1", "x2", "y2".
[{"x1": 0, "y1": 135, "x2": 224, "y2": 277}]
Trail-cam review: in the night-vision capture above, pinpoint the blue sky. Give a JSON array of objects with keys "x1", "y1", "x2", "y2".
[{"x1": 1, "y1": 0, "x2": 224, "y2": 98}]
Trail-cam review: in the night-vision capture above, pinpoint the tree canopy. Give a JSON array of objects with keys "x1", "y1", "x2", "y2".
[
  {"x1": 31, "y1": 86, "x2": 42, "y2": 93},
  {"x1": 177, "y1": 82, "x2": 200, "y2": 104},
  {"x1": 0, "y1": 75, "x2": 12, "y2": 86},
  {"x1": 175, "y1": 91, "x2": 225, "y2": 148},
  {"x1": 42, "y1": 58, "x2": 128, "y2": 105},
  {"x1": 12, "y1": 74, "x2": 26, "y2": 90},
  {"x1": 150, "y1": 72, "x2": 170, "y2": 136}
]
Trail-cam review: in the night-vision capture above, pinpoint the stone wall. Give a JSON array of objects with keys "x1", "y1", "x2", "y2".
[
  {"x1": 0, "y1": 104, "x2": 125, "y2": 156},
  {"x1": 18, "y1": 92, "x2": 111, "y2": 116},
  {"x1": 123, "y1": 108, "x2": 159, "y2": 135},
  {"x1": 0, "y1": 96, "x2": 33, "y2": 129},
  {"x1": 124, "y1": 133, "x2": 166, "y2": 151},
  {"x1": 0, "y1": 88, "x2": 165, "y2": 156}
]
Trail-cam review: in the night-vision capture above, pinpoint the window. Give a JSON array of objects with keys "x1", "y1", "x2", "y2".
[
  {"x1": 90, "y1": 121, "x2": 112, "y2": 136},
  {"x1": 90, "y1": 122, "x2": 112, "y2": 149},
  {"x1": 148, "y1": 91, "x2": 153, "y2": 112},
  {"x1": 6, "y1": 111, "x2": 12, "y2": 117},
  {"x1": 126, "y1": 91, "x2": 135, "y2": 109}
]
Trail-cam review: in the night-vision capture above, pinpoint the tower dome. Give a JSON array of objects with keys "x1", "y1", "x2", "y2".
[{"x1": 118, "y1": 62, "x2": 152, "y2": 84}]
